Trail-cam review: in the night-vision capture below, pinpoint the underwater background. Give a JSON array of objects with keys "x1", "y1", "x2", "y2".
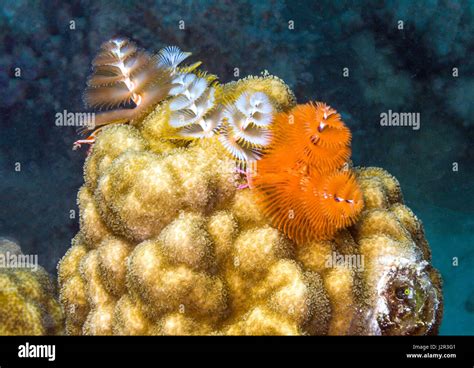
[{"x1": 0, "y1": 0, "x2": 472, "y2": 335}]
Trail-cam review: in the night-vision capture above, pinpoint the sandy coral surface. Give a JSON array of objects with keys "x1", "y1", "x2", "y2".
[{"x1": 0, "y1": 238, "x2": 64, "y2": 335}]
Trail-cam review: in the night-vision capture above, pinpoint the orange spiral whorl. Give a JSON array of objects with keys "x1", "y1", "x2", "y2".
[{"x1": 253, "y1": 102, "x2": 363, "y2": 244}]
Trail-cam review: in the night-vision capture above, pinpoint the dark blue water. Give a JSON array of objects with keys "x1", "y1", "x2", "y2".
[{"x1": 0, "y1": 0, "x2": 472, "y2": 335}]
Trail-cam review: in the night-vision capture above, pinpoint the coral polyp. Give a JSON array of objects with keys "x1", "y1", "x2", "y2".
[
  {"x1": 305, "y1": 171, "x2": 364, "y2": 232},
  {"x1": 165, "y1": 68, "x2": 223, "y2": 143},
  {"x1": 84, "y1": 38, "x2": 177, "y2": 129},
  {"x1": 216, "y1": 91, "x2": 274, "y2": 164},
  {"x1": 296, "y1": 102, "x2": 351, "y2": 149},
  {"x1": 75, "y1": 38, "x2": 198, "y2": 152},
  {"x1": 272, "y1": 102, "x2": 352, "y2": 174},
  {"x1": 253, "y1": 102, "x2": 363, "y2": 243}
]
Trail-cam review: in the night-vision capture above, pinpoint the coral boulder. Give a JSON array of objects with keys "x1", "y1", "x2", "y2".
[
  {"x1": 0, "y1": 238, "x2": 64, "y2": 335},
  {"x1": 58, "y1": 112, "x2": 442, "y2": 335}
]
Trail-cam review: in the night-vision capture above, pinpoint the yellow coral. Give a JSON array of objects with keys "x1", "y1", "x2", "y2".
[
  {"x1": 84, "y1": 124, "x2": 148, "y2": 192},
  {"x1": 222, "y1": 75, "x2": 296, "y2": 111},
  {"x1": 59, "y1": 117, "x2": 442, "y2": 335},
  {"x1": 0, "y1": 238, "x2": 64, "y2": 335}
]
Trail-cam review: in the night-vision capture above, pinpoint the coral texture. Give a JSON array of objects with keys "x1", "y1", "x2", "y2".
[
  {"x1": 59, "y1": 106, "x2": 442, "y2": 335},
  {"x1": 0, "y1": 238, "x2": 64, "y2": 335}
]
